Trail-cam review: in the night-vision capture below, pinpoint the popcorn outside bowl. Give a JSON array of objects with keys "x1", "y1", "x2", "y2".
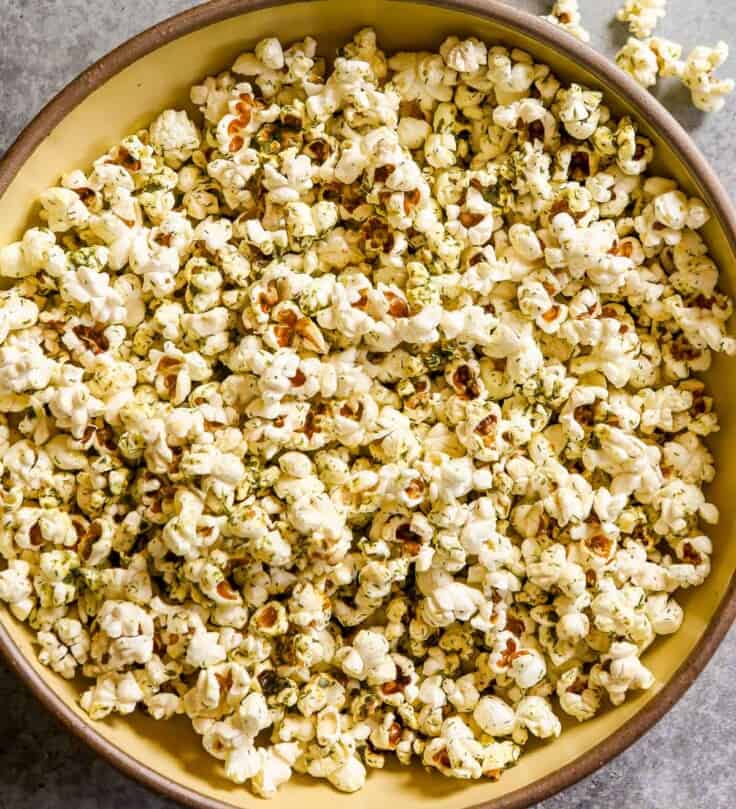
[{"x1": 1, "y1": 2, "x2": 735, "y2": 808}]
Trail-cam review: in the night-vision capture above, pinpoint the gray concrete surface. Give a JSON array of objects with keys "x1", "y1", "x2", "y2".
[{"x1": 1, "y1": 1, "x2": 735, "y2": 806}]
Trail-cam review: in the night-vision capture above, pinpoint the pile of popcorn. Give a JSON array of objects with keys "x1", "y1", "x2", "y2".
[
  {"x1": 545, "y1": 0, "x2": 735, "y2": 113},
  {"x1": 0, "y1": 28, "x2": 732, "y2": 797}
]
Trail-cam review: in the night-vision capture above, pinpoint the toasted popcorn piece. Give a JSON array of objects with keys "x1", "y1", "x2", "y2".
[
  {"x1": 616, "y1": 0, "x2": 667, "y2": 38},
  {"x1": 556, "y1": 667, "x2": 601, "y2": 721},
  {"x1": 423, "y1": 716, "x2": 484, "y2": 780},
  {"x1": 543, "y1": 1, "x2": 590, "y2": 43},
  {"x1": 649, "y1": 36, "x2": 684, "y2": 77}
]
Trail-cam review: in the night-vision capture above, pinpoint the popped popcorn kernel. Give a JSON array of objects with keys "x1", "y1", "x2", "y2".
[
  {"x1": 544, "y1": 0, "x2": 590, "y2": 43},
  {"x1": 616, "y1": 0, "x2": 667, "y2": 39}
]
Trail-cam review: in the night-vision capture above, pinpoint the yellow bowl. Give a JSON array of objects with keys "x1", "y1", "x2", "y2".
[{"x1": 1, "y1": 2, "x2": 735, "y2": 808}]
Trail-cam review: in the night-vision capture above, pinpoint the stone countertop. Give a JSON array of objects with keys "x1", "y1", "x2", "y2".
[{"x1": 1, "y1": 1, "x2": 735, "y2": 807}]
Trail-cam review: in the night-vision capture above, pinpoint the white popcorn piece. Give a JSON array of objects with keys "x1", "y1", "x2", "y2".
[
  {"x1": 149, "y1": 109, "x2": 201, "y2": 167},
  {"x1": 0, "y1": 560, "x2": 34, "y2": 620},
  {"x1": 251, "y1": 743, "x2": 301, "y2": 798},
  {"x1": 513, "y1": 696, "x2": 561, "y2": 742},
  {"x1": 616, "y1": 0, "x2": 667, "y2": 38},
  {"x1": 0, "y1": 331, "x2": 56, "y2": 395},
  {"x1": 680, "y1": 42, "x2": 735, "y2": 112},
  {"x1": 40, "y1": 187, "x2": 90, "y2": 232},
  {"x1": 337, "y1": 629, "x2": 396, "y2": 685},
  {"x1": 544, "y1": 0, "x2": 590, "y2": 43},
  {"x1": 440, "y1": 36, "x2": 488, "y2": 74},
  {"x1": 616, "y1": 38, "x2": 660, "y2": 88},
  {"x1": 474, "y1": 695, "x2": 516, "y2": 736},
  {"x1": 81, "y1": 672, "x2": 144, "y2": 719},
  {"x1": 97, "y1": 600, "x2": 155, "y2": 668},
  {"x1": 38, "y1": 618, "x2": 90, "y2": 678},
  {"x1": 649, "y1": 37, "x2": 684, "y2": 78},
  {"x1": 590, "y1": 641, "x2": 656, "y2": 705}
]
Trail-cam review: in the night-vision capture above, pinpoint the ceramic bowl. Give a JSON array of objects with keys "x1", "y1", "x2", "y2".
[{"x1": 1, "y1": 2, "x2": 735, "y2": 808}]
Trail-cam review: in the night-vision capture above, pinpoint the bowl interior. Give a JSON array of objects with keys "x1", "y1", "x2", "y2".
[{"x1": 1, "y1": 2, "x2": 735, "y2": 809}]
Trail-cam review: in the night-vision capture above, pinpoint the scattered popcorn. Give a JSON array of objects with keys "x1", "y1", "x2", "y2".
[
  {"x1": 616, "y1": 0, "x2": 667, "y2": 38},
  {"x1": 648, "y1": 36, "x2": 684, "y2": 78},
  {"x1": 680, "y1": 42, "x2": 735, "y2": 112},
  {"x1": 0, "y1": 27, "x2": 731, "y2": 800},
  {"x1": 544, "y1": 0, "x2": 591, "y2": 43},
  {"x1": 613, "y1": 31, "x2": 732, "y2": 114},
  {"x1": 616, "y1": 37, "x2": 660, "y2": 88}
]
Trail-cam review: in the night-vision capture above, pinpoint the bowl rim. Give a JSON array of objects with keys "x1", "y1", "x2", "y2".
[{"x1": 1, "y1": 1, "x2": 735, "y2": 808}]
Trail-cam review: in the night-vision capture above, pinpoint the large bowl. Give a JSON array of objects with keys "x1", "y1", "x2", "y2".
[{"x1": 1, "y1": 2, "x2": 735, "y2": 808}]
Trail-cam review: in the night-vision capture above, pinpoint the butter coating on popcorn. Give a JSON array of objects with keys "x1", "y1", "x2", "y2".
[{"x1": 0, "y1": 27, "x2": 732, "y2": 799}]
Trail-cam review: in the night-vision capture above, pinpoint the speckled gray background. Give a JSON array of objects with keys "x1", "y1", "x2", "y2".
[{"x1": 1, "y1": 1, "x2": 735, "y2": 806}]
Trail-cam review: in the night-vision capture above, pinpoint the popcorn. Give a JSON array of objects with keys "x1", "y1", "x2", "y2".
[
  {"x1": 616, "y1": 0, "x2": 667, "y2": 38},
  {"x1": 556, "y1": 667, "x2": 601, "y2": 721},
  {"x1": 618, "y1": 35, "x2": 733, "y2": 114},
  {"x1": 337, "y1": 630, "x2": 396, "y2": 684},
  {"x1": 680, "y1": 42, "x2": 735, "y2": 112},
  {"x1": 474, "y1": 695, "x2": 516, "y2": 736},
  {"x1": 0, "y1": 559, "x2": 34, "y2": 620},
  {"x1": 388, "y1": 51, "x2": 456, "y2": 111},
  {"x1": 37, "y1": 618, "x2": 90, "y2": 678},
  {"x1": 80, "y1": 671, "x2": 144, "y2": 719},
  {"x1": 0, "y1": 27, "x2": 731, "y2": 800},
  {"x1": 591, "y1": 583, "x2": 652, "y2": 644},
  {"x1": 251, "y1": 744, "x2": 301, "y2": 798},
  {"x1": 1, "y1": 228, "x2": 66, "y2": 280},
  {"x1": 513, "y1": 696, "x2": 562, "y2": 742},
  {"x1": 97, "y1": 600, "x2": 155, "y2": 668},
  {"x1": 148, "y1": 109, "x2": 201, "y2": 167},
  {"x1": 616, "y1": 38, "x2": 660, "y2": 88},
  {"x1": 186, "y1": 626, "x2": 228, "y2": 668},
  {"x1": 544, "y1": 0, "x2": 590, "y2": 43},
  {"x1": 649, "y1": 37, "x2": 684, "y2": 78},
  {"x1": 646, "y1": 592, "x2": 684, "y2": 635},
  {"x1": 39, "y1": 187, "x2": 90, "y2": 232},
  {"x1": 555, "y1": 84, "x2": 603, "y2": 140},
  {"x1": 0, "y1": 331, "x2": 56, "y2": 394},
  {"x1": 590, "y1": 641, "x2": 656, "y2": 705}
]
